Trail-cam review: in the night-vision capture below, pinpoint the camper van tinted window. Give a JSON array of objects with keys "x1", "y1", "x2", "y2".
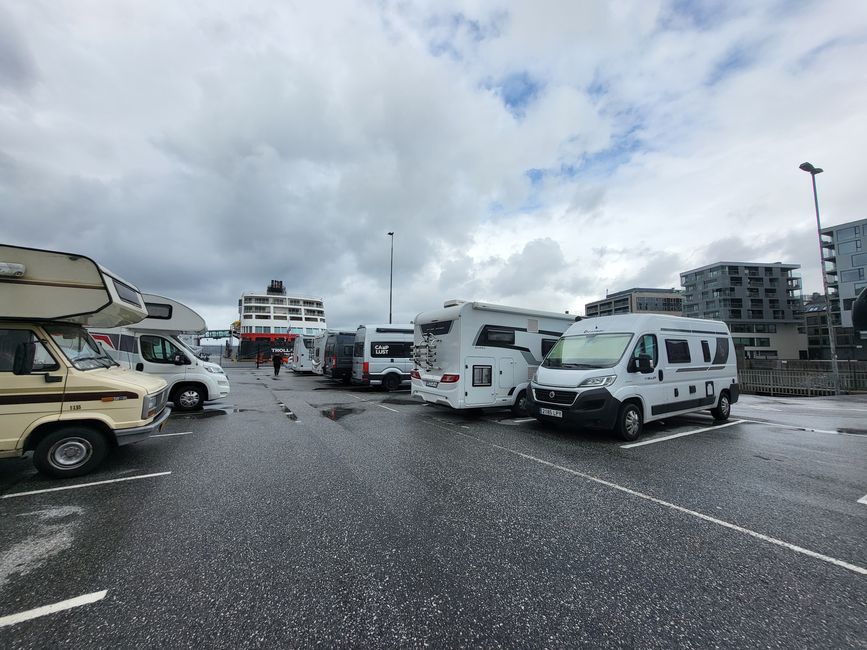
[
  {"x1": 140, "y1": 335, "x2": 184, "y2": 364},
  {"x1": 370, "y1": 342, "x2": 413, "y2": 358},
  {"x1": 712, "y1": 337, "x2": 730, "y2": 365},
  {"x1": 119, "y1": 334, "x2": 137, "y2": 353},
  {"x1": 701, "y1": 340, "x2": 712, "y2": 363},
  {"x1": 0, "y1": 329, "x2": 59, "y2": 372},
  {"x1": 113, "y1": 279, "x2": 142, "y2": 307},
  {"x1": 631, "y1": 334, "x2": 658, "y2": 367},
  {"x1": 472, "y1": 365, "x2": 492, "y2": 386},
  {"x1": 541, "y1": 339, "x2": 558, "y2": 357},
  {"x1": 477, "y1": 326, "x2": 515, "y2": 346},
  {"x1": 420, "y1": 321, "x2": 453, "y2": 336},
  {"x1": 145, "y1": 302, "x2": 173, "y2": 319},
  {"x1": 353, "y1": 341, "x2": 364, "y2": 356},
  {"x1": 665, "y1": 339, "x2": 691, "y2": 364}
]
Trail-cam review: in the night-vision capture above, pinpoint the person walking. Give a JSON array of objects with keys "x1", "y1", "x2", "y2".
[{"x1": 272, "y1": 352, "x2": 283, "y2": 377}]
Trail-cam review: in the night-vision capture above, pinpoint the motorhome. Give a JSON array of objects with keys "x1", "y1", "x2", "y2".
[
  {"x1": 528, "y1": 314, "x2": 738, "y2": 441},
  {"x1": 412, "y1": 300, "x2": 578, "y2": 414},
  {"x1": 90, "y1": 294, "x2": 230, "y2": 412},
  {"x1": 351, "y1": 324, "x2": 414, "y2": 390},
  {"x1": 291, "y1": 335, "x2": 315, "y2": 373},
  {"x1": 311, "y1": 331, "x2": 328, "y2": 375},
  {"x1": 323, "y1": 331, "x2": 355, "y2": 383},
  {"x1": 0, "y1": 245, "x2": 171, "y2": 478}
]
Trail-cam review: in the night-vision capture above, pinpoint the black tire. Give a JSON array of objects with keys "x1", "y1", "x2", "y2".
[
  {"x1": 616, "y1": 402, "x2": 643, "y2": 442},
  {"x1": 33, "y1": 427, "x2": 108, "y2": 478},
  {"x1": 383, "y1": 374, "x2": 401, "y2": 392},
  {"x1": 711, "y1": 391, "x2": 731, "y2": 421},
  {"x1": 511, "y1": 390, "x2": 529, "y2": 417},
  {"x1": 172, "y1": 384, "x2": 205, "y2": 411}
]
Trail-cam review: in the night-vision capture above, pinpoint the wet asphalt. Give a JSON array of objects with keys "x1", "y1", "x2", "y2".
[{"x1": 0, "y1": 368, "x2": 865, "y2": 648}]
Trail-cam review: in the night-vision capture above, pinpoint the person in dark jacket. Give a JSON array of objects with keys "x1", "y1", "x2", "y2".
[{"x1": 272, "y1": 352, "x2": 283, "y2": 377}]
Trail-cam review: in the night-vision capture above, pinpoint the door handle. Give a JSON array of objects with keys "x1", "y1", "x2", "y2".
[
  {"x1": 44, "y1": 375, "x2": 63, "y2": 383},
  {"x1": 658, "y1": 370, "x2": 664, "y2": 381}
]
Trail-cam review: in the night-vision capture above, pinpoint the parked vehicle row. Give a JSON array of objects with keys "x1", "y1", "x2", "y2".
[{"x1": 294, "y1": 300, "x2": 740, "y2": 442}]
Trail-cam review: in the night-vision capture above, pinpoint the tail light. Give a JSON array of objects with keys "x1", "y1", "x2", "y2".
[
  {"x1": 331, "y1": 355, "x2": 336, "y2": 366},
  {"x1": 440, "y1": 374, "x2": 460, "y2": 383},
  {"x1": 363, "y1": 361, "x2": 369, "y2": 377},
  {"x1": 410, "y1": 369, "x2": 420, "y2": 379}
]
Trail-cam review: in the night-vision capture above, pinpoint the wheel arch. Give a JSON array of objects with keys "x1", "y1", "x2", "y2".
[{"x1": 24, "y1": 419, "x2": 114, "y2": 452}]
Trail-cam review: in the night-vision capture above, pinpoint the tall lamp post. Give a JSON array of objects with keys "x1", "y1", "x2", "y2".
[
  {"x1": 799, "y1": 162, "x2": 840, "y2": 394},
  {"x1": 387, "y1": 231, "x2": 394, "y2": 324}
]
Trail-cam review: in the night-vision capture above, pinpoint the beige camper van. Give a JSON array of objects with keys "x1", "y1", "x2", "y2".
[{"x1": 0, "y1": 245, "x2": 171, "y2": 478}]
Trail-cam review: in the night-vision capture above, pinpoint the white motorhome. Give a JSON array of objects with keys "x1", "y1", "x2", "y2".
[
  {"x1": 0, "y1": 245, "x2": 170, "y2": 478},
  {"x1": 90, "y1": 294, "x2": 230, "y2": 411},
  {"x1": 412, "y1": 300, "x2": 577, "y2": 414},
  {"x1": 291, "y1": 335, "x2": 315, "y2": 373},
  {"x1": 311, "y1": 331, "x2": 329, "y2": 375},
  {"x1": 528, "y1": 314, "x2": 738, "y2": 441},
  {"x1": 351, "y1": 324, "x2": 414, "y2": 390}
]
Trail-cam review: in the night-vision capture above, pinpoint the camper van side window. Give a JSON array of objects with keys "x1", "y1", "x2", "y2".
[
  {"x1": 541, "y1": 339, "x2": 558, "y2": 357},
  {"x1": 701, "y1": 340, "x2": 712, "y2": 363},
  {"x1": 353, "y1": 341, "x2": 364, "y2": 356},
  {"x1": 0, "y1": 329, "x2": 59, "y2": 372},
  {"x1": 477, "y1": 326, "x2": 515, "y2": 347},
  {"x1": 712, "y1": 337, "x2": 730, "y2": 365},
  {"x1": 113, "y1": 279, "x2": 142, "y2": 307},
  {"x1": 664, "y1": 339, "x2": 691, "y2": 364},
  {"x1": 420, "y1": 321, "x2": 453, "y2": 336},
  {"x1": 631, "y1": 334, "x2": 658, "y2": 367},
  {"x1": 472, "y1": 365, "x2": 492, "y2": 387},
  {"x1": 140, "y1": 335, "x2": 183, "y2": 364},
  {"x1": 119, "y1": 335, "x2": 137, "y2": 353},
  {"x1": 145, "y1": 302, "x2": 173, "y2": 319}
]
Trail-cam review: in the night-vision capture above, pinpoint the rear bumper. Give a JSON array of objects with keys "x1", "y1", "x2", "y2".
[
  {"x1": 113, "y1": 407, "x2": 172, "y2": 446},
  {"x1": 527, "y1": 386, "x2": 621, "y2": 430}
]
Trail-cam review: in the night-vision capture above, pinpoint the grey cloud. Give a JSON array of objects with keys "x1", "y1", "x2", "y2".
[{"x1": 0, "y1": 9, "x2": 38, "y2": 92}]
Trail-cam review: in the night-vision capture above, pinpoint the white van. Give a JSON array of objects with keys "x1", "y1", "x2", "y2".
[
  {"x1": 412, "y1": 300, "x2": 577, "y2": 414},
  {"x1": 0, "y1": 245, "x2": 170, "y2": 478},
  {"x1": 291, "y1": 335, "x2": 315, "y2": 373},
  {"x1": 90, "y1": 294, "x2": 230, "y2": 411},
  {"x1": 351, "y1": 324, "x2": 414, "y2": 390},
  {"x1": 528, "y1": 314, "x2": 739, "y2": 441}
]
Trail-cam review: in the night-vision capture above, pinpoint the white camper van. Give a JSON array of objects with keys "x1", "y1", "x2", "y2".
[
  {"x1": 90, "y1": 294, "x2": 230, "y2": 411},
  {"x1": 528, "y1": 314, "x2": 739, "y2": 441},
  {"x1": 351, "y1": 324, "x2": 414, "y2": 390},
  {"x1": 0, "y1": 245, "x2": 170, "y2": 478},
  {"x1": 311, "y1": 331, "x2": 328, "y2": 375},
  {"x1": 291, "y1": 335, "x2": 315, "y2": 372},
  {"x1": 412, "y1": 300, "x2": 577, "y2": 414}
]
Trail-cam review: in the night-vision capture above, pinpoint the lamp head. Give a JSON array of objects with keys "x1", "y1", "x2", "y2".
[
  {"x1": 387, "y1": 231, "x2": 394, "y2": 236},
  {"x1": 799, "y1": 162, "x2": 823, "y2": 175}
]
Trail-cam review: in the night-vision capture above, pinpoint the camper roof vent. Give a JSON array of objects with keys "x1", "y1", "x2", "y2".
[
  {"x1": 267, "y1": 280, "x2": 286, "y2": 295},
  {"x1": 443, "y1": 299, "x2": 466, "y2": 308}
]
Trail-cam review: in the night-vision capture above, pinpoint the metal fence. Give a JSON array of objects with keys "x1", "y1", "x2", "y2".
[{"x1": 738, "y1": 368, "x2": 867, "y2": 396}]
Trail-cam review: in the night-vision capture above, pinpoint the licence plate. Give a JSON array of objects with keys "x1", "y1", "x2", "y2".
[
  {"x1": 424, "y1": 380, "x2": 439, "y2": 388},
  {"x1": 539, "y1": 407, "x2": 563, "y2": 418}
]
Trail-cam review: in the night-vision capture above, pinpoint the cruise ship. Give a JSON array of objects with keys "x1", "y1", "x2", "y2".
[{"x1": 237, "y1": 280, "x2": 327, "y2": 357}]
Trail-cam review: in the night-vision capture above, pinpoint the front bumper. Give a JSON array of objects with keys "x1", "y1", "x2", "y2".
[
  {"x1": 527, "y1": 386, "x2": 621, "y2": 430},
  {"x1": 113, "y1": 407, "x2": 172, "y2": 446}
]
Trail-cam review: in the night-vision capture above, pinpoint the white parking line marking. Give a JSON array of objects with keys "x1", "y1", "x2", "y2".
[
  {"x1": 736, "y1": 405, "x2": 782, "y2": 412},
  {"x1": 349, "y1": 394, "x2": 363, "y2": 400},
  {"x1": 511, "y1": 417, "x2": 537, "y2": 424},
  {"x1": 858, "y1": 494, "x2": 867, "y2": 505},
  {"x1": 491, "y1": 444, "x2": 867, "y2": 576},
  {"x1": 378, "y1": 404, "x2": 399, "y2": 413},
  {"x1": 620, "y1": 420, "x2": 743, "y2": 448},
  {"x1": 0, "y1": 590, "x2": 107, "y2": 628},
  {"x1": 150, "y1": 431, "x2": 193, "y2": 438},
  {"x1": 2, "y1": 472, "x2": 172, "y2": 499}
]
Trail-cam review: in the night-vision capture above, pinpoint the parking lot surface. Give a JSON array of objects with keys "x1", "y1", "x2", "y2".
[{"x1": 1, "y1": 369, "x2": 865, "y2": 648}]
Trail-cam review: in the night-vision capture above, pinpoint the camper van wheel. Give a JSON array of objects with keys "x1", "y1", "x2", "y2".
[
  {"x1": 511, "y1": 390, "x2": 529, "y2": 417},
  {"x1": 617, "y1": 402, "x2": 643, "y2": 442},
  {"x1": 33, "y1": 427, "x2": 107, "y2": 478},
  {"x1": 173, "y1": 385, "x2": 204, "y2": 411},
  {"x1": 711, "y1": 391, "x2": 731, "y2": 421},
  {"x1": 383, "y1": 374, "x2": 401, "y2": 392}
]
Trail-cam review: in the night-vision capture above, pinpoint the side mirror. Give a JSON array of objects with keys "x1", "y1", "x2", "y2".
[
  {"x1": 637, "y1": 353, "x2": 653, "y2": 374},
  {"x1": 173, "y1": 353, "x2": 187, "y2": 366},
  {"x1": 13, "y1": 342, "x2": 36, "y2": 375}
]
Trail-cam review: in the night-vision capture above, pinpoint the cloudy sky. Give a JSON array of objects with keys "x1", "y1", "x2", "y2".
[{"x1": 2, "y1": 0, "x2": 866, "y2": 332}]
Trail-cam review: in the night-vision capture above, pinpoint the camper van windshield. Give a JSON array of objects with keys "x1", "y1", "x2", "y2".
[
  {"x1": 44, "y1": 323, "x2": 117, "y2": 370},
  {"x1": 543, "y1": 333, "x2": 634, "y2": 369}
]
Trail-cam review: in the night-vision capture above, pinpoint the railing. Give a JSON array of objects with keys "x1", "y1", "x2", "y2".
[{"x1": 738, "y1": 365, "x2": 867, "y2": 396}]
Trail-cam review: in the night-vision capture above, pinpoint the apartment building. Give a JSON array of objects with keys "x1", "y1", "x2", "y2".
[
  {"x1": 680, "y1": 262, "x2": 807, "y2": 359},
  {"x1": 819, "y1": 217, "x2": 867, "y2": 359},
  {"x1": 585, "y1": 288, "x2": 683, "y2": 318}
]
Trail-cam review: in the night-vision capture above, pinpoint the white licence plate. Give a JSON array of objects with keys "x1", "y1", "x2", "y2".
[
  {"x1": 424, "y1": 380, "x2": 439, "y2": 388},
  {"x1": 539, "y1": 407, "x2": 563, "y2": 418}
]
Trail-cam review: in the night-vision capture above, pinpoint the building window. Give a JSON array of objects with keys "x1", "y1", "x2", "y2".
[
  {"x1": 838, "y1": 240, "x2": 862, "y2": 255},
  {"x1": 254, "y1": 326, "x2": 271, "y2": 333},
  {"x1": 836, "y1": 226, "x2": 859, "y2": 241},
  {"x1": 841, "y1": 269, "x2": 865, "y2": 283},
  {"x1": 851, "y1": 252, "x2": 867, "y2": 267}
]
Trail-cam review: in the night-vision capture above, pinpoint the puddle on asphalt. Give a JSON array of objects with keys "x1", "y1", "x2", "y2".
[
  {"x1": 381, "y1": 397, "x2": 421, "y2": 406},
  {"x1": 838, "y1": 428, "x2": 867, "y2": 436},
  {"x1": 171, "y1": 408, "x2": 236, "y2": 419},
  {"x1": 321, "y1": 406, "x2": 363, "y2": 421}
]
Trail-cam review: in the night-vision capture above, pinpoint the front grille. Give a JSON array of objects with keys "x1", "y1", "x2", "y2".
[{"x1": 533, "y1": 388, "x2": 576, "y2": 406}]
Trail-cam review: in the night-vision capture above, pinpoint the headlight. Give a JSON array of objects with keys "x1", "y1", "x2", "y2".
[
  {"x1": 578, "y1": 375, "x2": 616, "y2": 388},
  {"x1": 141, "y1": 394, "x2": 157, "y2": 419},
  {"x1": 204, "y1": 365, "x2": 224, "y2": 374}
]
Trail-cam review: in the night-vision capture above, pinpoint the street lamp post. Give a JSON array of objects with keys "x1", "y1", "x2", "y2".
[
  {"x1": 799, "y1": 162, "x2": 840, "y2": 394},
  {"x1": 387, "y1": 231, "x2": 394, "y2": 324}
]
